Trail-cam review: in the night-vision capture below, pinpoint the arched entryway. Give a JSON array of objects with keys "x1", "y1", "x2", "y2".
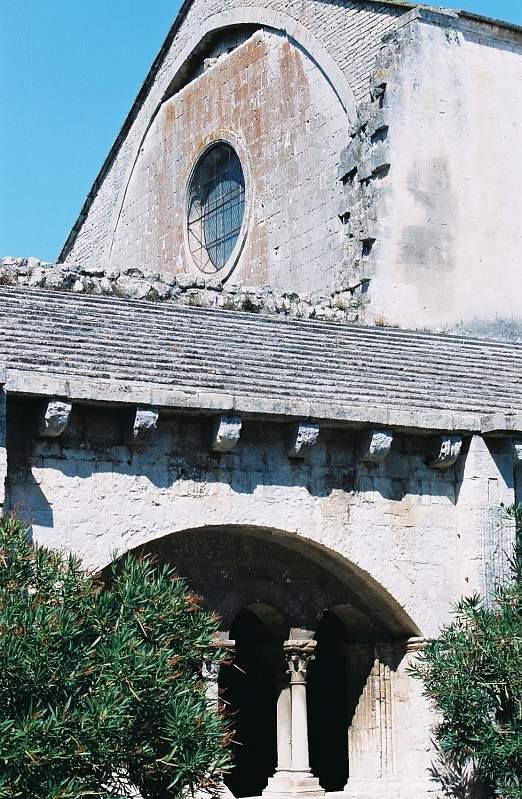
[
  {"x1": 220, "y1": 605, "x2": 288, "y2": 798},
  {"x1": 119, "y1": 525, "x2": 419, "y2": 797}
]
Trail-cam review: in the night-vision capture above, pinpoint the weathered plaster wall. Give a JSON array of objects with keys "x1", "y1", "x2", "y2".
[
  {"x1": 6, "y1": 403, "x2": 516, "y2": 639},
  {"x1": 5, "y1": 401, "x2": 517, "y2": 797},
  {"x1": 110, "y1": 30, "x2": 347, "y2": 293},
  {"x1": 62, "y1": 0, "x2": 404, "y2": 270},
  {"x1": 367, "y1": 14, "x2": 522, "y2": 336}
]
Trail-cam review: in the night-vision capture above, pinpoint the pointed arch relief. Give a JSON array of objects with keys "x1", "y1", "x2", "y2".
[
  {"x1": 106, "y1": 524, "x2": 422, "y2": 640},
  {"x1": 105, "y1": 7, "x2": 357, "y2": 272}
]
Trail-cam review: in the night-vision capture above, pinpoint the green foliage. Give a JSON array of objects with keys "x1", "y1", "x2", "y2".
[
  {"x1": 0, "y1": 515, "x2": 230, "y2": 799},
  {"x1": 410, "y1": 505, "x2": 522, "y2": 798}
]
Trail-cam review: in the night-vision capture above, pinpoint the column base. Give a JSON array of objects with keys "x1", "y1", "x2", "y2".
[{"x1": 262, "y1": 772, "x2": 325, "y2": 799}]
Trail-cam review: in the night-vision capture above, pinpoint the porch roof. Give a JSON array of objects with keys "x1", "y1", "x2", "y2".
[{"x1": 1, "y1": 286, "x2": 520, "y2": 435}]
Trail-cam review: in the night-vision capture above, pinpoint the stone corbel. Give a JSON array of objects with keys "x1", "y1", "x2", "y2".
[
  {"x1": 288, "y1": 422, "x2": 320, "y2": 459},
  {"x1": 361, "y1": 428, "x2": 394, "y2": 464},
  {"x1": 513, "y1": 439, "x2": 522, "y2": 464},
  {"x1": 210, "y1": 416, "x2": 242, "y2": 453},
  {"x1": 38, "y1": 399, "x2": 72, "y2": 438},
  {"x1": 430, "y1": 435, "x2": 462, "y2": 470},
  {"x1": 132, "y1": 407, "x2": 159, "y2": 442}
]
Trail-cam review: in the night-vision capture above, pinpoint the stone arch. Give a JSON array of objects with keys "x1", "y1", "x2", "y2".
[
  {"x1": 110, "y1": 523, "x2": 421, "y2": 639},
  {"x1": 104, "y1": 7, "x2": 357, "y2": 266},
  {"x1": 308, "y1": 610, "x2": 351, "y2": 791},
  {"x1": 242, "y1": 602, "x2": 290, "y2": 642},
  {"x1": 106, "y1": 523, "x2": 423, "y2": 796}
]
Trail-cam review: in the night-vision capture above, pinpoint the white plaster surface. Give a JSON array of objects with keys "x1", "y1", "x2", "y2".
[
  {"x1": 5, "y1": 414, "x2": 517, "y2": 799},
  {"x1": 372, "y1": 16, "x2": 522, "y2": 335}
]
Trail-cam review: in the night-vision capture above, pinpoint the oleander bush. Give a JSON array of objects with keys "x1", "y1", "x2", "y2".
[
  {"x1": 0, "y1": 514, "x2": 230, "y2": 799},
  {"x1": 410, "y1": 504, "x2": 522, "y2": 798}
]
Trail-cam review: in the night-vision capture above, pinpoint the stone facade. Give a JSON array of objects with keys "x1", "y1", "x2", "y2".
[
  {"x1": 110, "y1": 30, "x2": 348, "y2": 294},
  {"x1": 362, "y1": 11, "x2": 522, "y2": 336},
  {"x1": 4, "y1": 397, "x2": 520, "y2": 797},
  {"x1": 2, "y1": 2, "x2": 522, "y2": 798},
  {"x1": 59, "y1": 2, "x2": 522, "y2": 339},
  {"x1": 61, "y1": 0, "x2": 403, "y2": 270}
]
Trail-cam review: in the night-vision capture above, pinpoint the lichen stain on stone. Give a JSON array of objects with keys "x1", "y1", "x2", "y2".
[{"x1": 110, "y1": 29, "x2": 345, "y2": 293}]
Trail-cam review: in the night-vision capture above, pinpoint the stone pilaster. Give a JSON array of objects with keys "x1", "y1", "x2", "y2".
[
  {"x1": 203, "y1": 638, "x2": 236, "y2": 710},
  {"x1": 457, "y1": 435, "x2": 516, "y2": 605},
  {"x1": 345, "y1": 643, "x2": 403, "y2": 798}
]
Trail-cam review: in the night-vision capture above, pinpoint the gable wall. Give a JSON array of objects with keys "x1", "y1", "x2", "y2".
[
  {"x1": 63, "y1": 0, "x2": 405, "y2": 271},
  {"x1": 109, "y1": 30, "x2": 347, "y2": 292}
]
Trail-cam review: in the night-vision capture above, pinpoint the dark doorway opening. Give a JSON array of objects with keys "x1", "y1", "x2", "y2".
[
  {"x1": 307, "y1": 611, "x2": 350, "y2": 791},
  {"x1": 220, "y1": 607, "x2": 284, "y2": 798}
]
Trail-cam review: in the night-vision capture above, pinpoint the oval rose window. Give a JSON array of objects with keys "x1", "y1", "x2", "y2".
[{"x1": 187, "y1": 142, "x2": 246, "y2": 273}]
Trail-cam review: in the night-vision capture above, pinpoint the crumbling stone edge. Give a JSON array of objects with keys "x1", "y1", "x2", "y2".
[{"x1": 0, "y1": 257, "x2": 364, "y2": 323}]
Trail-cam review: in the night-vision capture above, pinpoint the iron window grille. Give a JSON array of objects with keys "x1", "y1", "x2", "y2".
[{"x1": 188, "y1": 142, "x2": 246, "y2": 273}]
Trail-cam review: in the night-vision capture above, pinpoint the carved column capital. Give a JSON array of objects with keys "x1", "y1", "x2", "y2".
[{"x1": 284, "y1": 640, "x2": 316, "y2": 685}]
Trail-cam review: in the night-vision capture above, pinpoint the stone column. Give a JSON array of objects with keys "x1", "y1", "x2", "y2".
[
  {"x1": 275, "y1": 680, "x2": 292, "y2": 774},
  {"x1": 199, "y1": 639, "x2": 236, "y2": 799},
  {"x1": 202, "y1": 638, "x2": 236, "y2": 710},
  {"x1": 263, "y1": 640, "x2": 325, "y2": 799}
]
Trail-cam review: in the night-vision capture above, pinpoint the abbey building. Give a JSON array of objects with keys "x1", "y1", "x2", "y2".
[{"x1": 1, "y1": 1, "x2": 521, "y2": 797}]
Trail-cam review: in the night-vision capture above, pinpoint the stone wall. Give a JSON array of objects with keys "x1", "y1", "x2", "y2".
[
  {"x1": 6, "y1": 400, "x2": 517, "y2": 639},
  {"x1": 363, "y1": 11, "x2": 522, "y2": 337},
  {"x1": 62, "y1": 0, "x2": 405, "y2": 269},
  {"x1": 0, "y1": 257, "x2": 365, "y2": 322},
  {"x1": 58, "y1": 2, "x2": 522, "y2": 340},
  {"x1": 110, "y1": 30, "x2": 348, "y2": 293},
  {"x1": 4, "y1": 395, "x2": 518, "y2": 799}
]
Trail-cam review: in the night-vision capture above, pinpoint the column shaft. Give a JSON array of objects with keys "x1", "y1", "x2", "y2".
[
  {"x1": 276, "y1": 684, "x2": 292, "y2": 772},
  {"x1": 290, "y1": 680, "x2": 310, "y2": 772}
]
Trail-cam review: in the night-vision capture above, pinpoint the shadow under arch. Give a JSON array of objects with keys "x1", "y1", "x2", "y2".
[
  {"x1": 308, "y1": 610, "x2": 351, "y2": 792},
  {"x1": 103, "y1": 7, "x2": 357, "y2": 267},
  {"x1": 107, "y1": 525, "x2": 422, "y2": 797},
  {"x1": 114, "y1": 523, "x2": 421, "y2": 639},
  {"x1": 220, "y1": 604, "x2": 289, "y2": 798}
]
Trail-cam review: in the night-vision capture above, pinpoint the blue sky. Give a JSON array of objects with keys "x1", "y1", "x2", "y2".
[{"x1": 1, "y1": 0, "x2": 521, "y2": 262}]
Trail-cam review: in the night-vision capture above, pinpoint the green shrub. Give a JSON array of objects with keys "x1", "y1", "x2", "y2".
[
  {"x1": 410, "y1": 505, "x2": 522, "y2": 798},
  {"x1": 0, "y1": 515, "x2": 230, "y2": 799}
]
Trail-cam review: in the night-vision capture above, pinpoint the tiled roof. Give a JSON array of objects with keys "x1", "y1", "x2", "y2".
[{"x1": 1, "y1": 286, "x2": 521, "y2": 433}]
